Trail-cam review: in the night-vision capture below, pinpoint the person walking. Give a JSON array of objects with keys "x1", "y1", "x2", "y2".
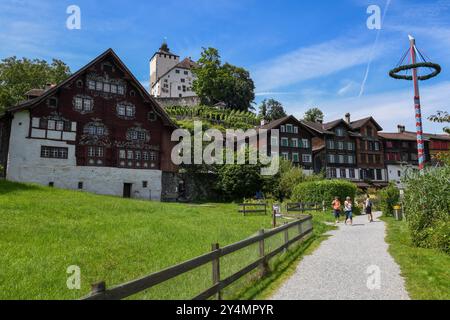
[
  {"x1": 332, "y1": 197, "x2": 341, "y2": 224},
  {"x1": 344, "y1": 197, "x2": 353, "y2": 225},
  {"x1": 365, "y1": 195, "x2": 374, "y2": 222}
]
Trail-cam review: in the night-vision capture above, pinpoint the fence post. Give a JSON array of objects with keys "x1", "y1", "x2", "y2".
[
  {"x1": 211, "y1": 243, "x2": 221, "y2": 300},
  {"x1": 243, "y1": 204, "x2": 246, "y2": 216},
  {"x1": 258, "y1": 229, "x2": 269, "y2": 277},
  {"x1": 298, "y1": 218, "x2": 303, "y2": 238},
  {"x1": 272, "y1": 208, "x2": 277, "y2": 228},
  {"x1": 283, "y1": 222, "x2": 289, "y2": 253}
]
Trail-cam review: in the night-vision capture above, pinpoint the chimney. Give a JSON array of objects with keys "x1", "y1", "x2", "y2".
[
  {"x1": 260, "y1": 119, "x2": 268, "y2": 126},
  {"x1": 398, "y1": 125, "x2": 406, "y2": 133},
  {"x1": 345, "y1": 113, "x2": 351, "y2": 124}
]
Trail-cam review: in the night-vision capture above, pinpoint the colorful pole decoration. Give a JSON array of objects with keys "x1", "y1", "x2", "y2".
[
  {"x1": 409, "y1": 35, "x2": 425, "y2": 171},
  {"x1": 389, "y1": 35, "x2": 441, "y2": 172}
]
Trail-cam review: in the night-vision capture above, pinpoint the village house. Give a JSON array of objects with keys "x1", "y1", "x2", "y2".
[
  {"x1": 150, "y1": 42, "x2": 198, "y2": 99},
  {"x1": 258, "y1": 116, "x2": 315, "y2": 173},
  {"x1": 0, "y1": 49, "x2": 178, "y2": 201},
  {"x1": 379, "y1": 125, "x2": 450, "y2": 187}
]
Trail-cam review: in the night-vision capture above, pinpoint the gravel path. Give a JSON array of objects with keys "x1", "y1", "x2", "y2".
[{"x1": 271, "y1": 212, "x2": 410, "y2": 300}]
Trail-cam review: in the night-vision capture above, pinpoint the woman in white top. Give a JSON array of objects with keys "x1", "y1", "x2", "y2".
[{"x1": 344, "y1": 197, "x2": 353, "y2": 225}]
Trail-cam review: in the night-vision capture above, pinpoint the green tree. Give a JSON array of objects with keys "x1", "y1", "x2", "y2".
[
  {"x1": 304, "y1": 107, "x2": 324, "y2": 123},
  {"x1": 192, "y1": 48, "x2": 255, "y2": 111},
  {"x1": 0, "y1": 57, "x2": 71, "y2": 112},
  {"x1": 258, "y1": 99, "x2": 287, "y2": 122},
  {"x1": 428, "y1": 111, "x2": 450, "y2": 134}
]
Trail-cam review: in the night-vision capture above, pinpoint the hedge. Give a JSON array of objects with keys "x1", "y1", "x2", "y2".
[{"x1": 292, "y1": 180, "x2": 357, "y2": 208}]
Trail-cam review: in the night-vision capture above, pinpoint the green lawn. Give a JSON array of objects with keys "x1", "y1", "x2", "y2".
[
  {"x1": 383, "y1": 216, "x2": 450, "y2": 300},
  {"x1": 0, "y1": 180, "x2": 334, "y2": 300}
]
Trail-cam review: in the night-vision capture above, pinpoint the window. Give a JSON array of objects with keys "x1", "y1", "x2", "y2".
[
  {"x1": 327, "y1": 154, "x2": 336, "y2": 163},
  {"x1": 143, "y1": 181, "x2": 148, "y2": 188},
  {"x1": 143, "y1": 151, "x2": 149, "y2": 161},
  {"x1": 148, "y1": 111, "x2": 157, "y2": 121},
  {"x1": 74, "y1": 96, "x2": 94, "y2": 113},
  {"x1": 181, "y1": 78, "x2": 185, "y2": 83},
  {"x1": 127, "y1": 150, "x2": 134, "y2": 159},
  {"x1": 302, "y1": 139, "x2": 310, "y2": 149},
  {"x1": 374, "y1": 142, "x2": 380, "y2": 151},
  {"x1": 347, "y1": 155, "x2": 354, "y2": 164},
  {"x1": 119, "y1": 150, "x2": 126, "y2": 159},
  {"x1": 118, "y1": 85, "x2": 125, "y2": 95},
  {"x1": 85, "y1": 124, "x2": 106, "y2": 136},
  {"x1": 327, "y1": 140, "x2": 335, "y2": 149},
  {"x1": 292, "y1": 153, "x2": 299, "y2": 163},
  {"x1": 56, "y1": 121, "x2": 64, "y2": 131},
  {"x1": 77, "y1": 80, "x2": 83, "y2": 88},
  {"x1": 286, "y1": 124, "x2": 293, "y2": 133},
  {"x1": 41, "y1": 146, "x2": 68, "y2": 159},
  {"x1": 347, "y1": 142, "x2": 354, "y2": 151},
  {"x1": 376, "y1": 169, "x2": 383, "y2": 181},
  {"x1": 281, "y1": 152, "x2": 289, "y2": 160},
  {"x1": 294, "y1": 126, "x2": 299, "y2": 134},
  {"x1": 49, "y1": 182, "x2": 54, "y2": 187},
  {"x1": 48, "y1": 98, "x2": 58, "y2": 108},
  {"x1": 349, "y1": 169, "x2": 355, "y2": 179},
  {"x1": 126, "y1": 105, "x2": 135, "y2": 117},
  {"x1": 302, "y1": 154, "x2": 312, "y2": 163},
  {"x1": 271, "y1": 136, "x2": 279, "y2": 146},
  {"x1": 78, "y1": 182, "x2": 83, "y2": 190},
  {"x1": 337, "y1": 141, "x2": 344, "y2": 150},
  {"x1": 336, "y1": 128, "x2": 344, "y2": 137},
  {"x1": 117, "y1": 105, "x2": 126, "y2": 116},
  {"x1": 340, "y1": 169, "x2": 346, "y2": 179},
  {"x1": 47, "y1": 120, "x2": 56, "y2": 130},
  {"x1": 103, "y1": 83, "x2": 111, "y2": 93},
  {"x1": 117, "y1": 103, "x2": 135, "y2": 118},
  {"x1": 338, "y1": 154, "x2": 345, "y2": 164},
  {"x1": 96, "y1": 81, "x2": 103, "y2": 91},
  {"x1": 280, "y1": 125, "x2": 286, "y2": 133},
  {"x1": 281, "y1": 138, "x2": 289, "y2": 147},
  {"x1": 175, "y1": 70, "x2": 180, "y2": 74},
  {"x1": 87, "y1": 146, "x2": 104, "y2": 158},
  {"x1": 291, "y1": 138, "x2": 298, "y2": 148},
  {"x1": 88, "y1": 80, "x2": 96, "y2": 90},
  {"x1": 327, "y1": 168, "x2": 337, "y2": 178},
  {"x1": 111, "y1": 84, "x2": 118, "y2": 94}
]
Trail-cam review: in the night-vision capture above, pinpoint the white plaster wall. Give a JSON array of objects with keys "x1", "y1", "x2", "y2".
[
  {"x1": 7, "y1": 111, "x2": 163, "y2": 200},
  {"x1": 157, "y1": 68, "x2": 197, "y2": 98},
  {"x1": 150, "y1": 53, "x2": 179, "y2": 93}
]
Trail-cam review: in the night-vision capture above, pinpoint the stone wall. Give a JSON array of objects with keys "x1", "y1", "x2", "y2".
[
  {"x1": 161, "y1": 171, "x2": 219, "y2": 202},
  {"x1": 154, "y1": 96, "x2": 201, "y2": 108}
]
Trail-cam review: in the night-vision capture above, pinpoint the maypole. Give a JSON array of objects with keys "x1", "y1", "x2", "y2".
[
  {"x1": 409, "y1": 35, "x2": 425, "y2": 170},
  {"x1": 389, "y1": 35, "x2": 441, "y2": 172}
]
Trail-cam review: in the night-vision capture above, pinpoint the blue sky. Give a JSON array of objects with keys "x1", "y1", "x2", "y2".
[{"x1": 1, "y1": 0, "x2": 449, "y2": 133}]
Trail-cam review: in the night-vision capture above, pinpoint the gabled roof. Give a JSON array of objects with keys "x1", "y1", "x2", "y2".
[
  {"x1": 301, "y1": 120, "x2": 335, "y2": 135},
  {"x1": 258, "y1": 115, "x2": 316, "y2": 135},
  {"x1": 379, "y1": 132, "x2": 425, "y2": 141},
  {"x1": 323, "y1": 118, "x2": 353, "y2": 131},
  {"x1": 6, "y1": 48, "x2": 177, "y2": 128},
  {"x1": 350, "y1": 116, "x2": 383, "y2": 131}
]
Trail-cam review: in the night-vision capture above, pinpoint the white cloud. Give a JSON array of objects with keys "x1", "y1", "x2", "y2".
[{"x1": 251, "y1": 38, "x2": 386, "y2": 92}]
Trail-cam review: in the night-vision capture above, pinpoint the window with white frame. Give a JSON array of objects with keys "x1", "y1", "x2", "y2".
[
  {"x1": 286, "y1": 124, "x2": 293, "y2": 133},
  {"x1": 294, "y1": 126, "x2": 299, "y2": 134},
  {"x1": 336, "y1": 128, "x2": 345, "y2": 137},
  {"x1": 41, "y1": 146, "x2": 68, "y2": 159},
  {"x1": 74, "y1": 96, "x2": 94, "y2": 113},
  {"x1": 292, "y1": 138, "x2": 298, "y2": 148},
  {"x1": 271, "y1": 136, "x2": 279, "y2": 146},
  {"x1": 280, "y1": 125, "x2": 286, "y2": 133},
  {"x1": 327, "y1": 140, "x2": 335, "y2": 149},
  {"x1": 292, "y1": 153, "x2": 299, "y2": 162},
  {"x1": 302, "y1": 139, "x2": 310, "y2": 148},
  {"x1": 281, "y1": 137, "x2": 289, "y2": 147},
  {"x1": 338, "y1": 154, "x2": 345, "y2": 164},
  {"x1": 327, "y1": 154, "x2": 336, "y2": 163},
  {"x1": 302, "y1": 154, "x2": 312, "y2": 163},
  {"x1": 337, "y1": 141, "x2": 344, "y2": 150},
  {"x1": 281, "y1": 152, "x2": 289, "y2": 160}
]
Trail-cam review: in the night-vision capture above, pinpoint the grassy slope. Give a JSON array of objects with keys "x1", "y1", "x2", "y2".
[
  {"x1": 0, "y1": 180, "x2": 335, "y2": 300},
  {"x1": 383, "y1": 216, "x2": 450, "y2": 300}
]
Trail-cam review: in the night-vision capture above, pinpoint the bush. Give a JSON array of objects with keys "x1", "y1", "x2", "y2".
[
  {"x1": 292, "y1": 180, "x2": 357, "y2": 208},
  {"x1": 217, "y1": 164, "x2": 263, "y2": 200},
  {"x1": 403, "y1": 166, "x2": 450, "y2": 254},
  {"x1": 378, "y1": 183, "x2": 400, "y2": 217}
]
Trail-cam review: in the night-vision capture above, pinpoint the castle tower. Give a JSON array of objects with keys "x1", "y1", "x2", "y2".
[{"x1": 150, "y1": 42, "x2": 180, "y2": 93}]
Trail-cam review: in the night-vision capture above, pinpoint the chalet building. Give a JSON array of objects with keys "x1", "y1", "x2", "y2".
[
  {"x1": 150, "y1": 42, "x2": 198, "y2": 99},
  {"x1": 303, "y1": 119, "x2": 359, "y2": 181},
  {"x1": 380, "y1": 125, "x2": 450, "y2": 187},
  {"x1": 346, "y1": 114, "x2": 387, "y2": 187},
  {"x1": 258, "y1": 116, "x2": 315, "y2": 172},
  {"x1": 0, "y1": 49, "x2": 178, "y2": 200}
]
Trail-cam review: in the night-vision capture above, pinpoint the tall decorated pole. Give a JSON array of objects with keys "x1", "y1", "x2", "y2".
[
  {"x1": 408, "y1": 35, "x2": 425, "y2": 171},
  {"x1": 389, "y1": 35, "x2": 441, "y2": 172}
]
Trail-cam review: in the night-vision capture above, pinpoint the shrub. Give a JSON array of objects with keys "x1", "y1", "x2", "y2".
[
  {"x1": 292, "y1": 180, "x2": 357, "y2": 207},
  {"x1": 403, "y1": 166, "x2": 450, "y2": 254},
  {"x1": 217, "y1": 164, "x2": 263, "y2": 200},
  {"x1": 378, "y1": 183, "x2": 400, "y2": 217}
]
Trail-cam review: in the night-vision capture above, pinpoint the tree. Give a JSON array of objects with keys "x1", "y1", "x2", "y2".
[
  {"x1": 192, "y1": 48, "x2": 255, "y2": 111},
  {"x1": 429, "y1": 111, "x2": 450, "y2": 134},
  {"x1": 258, "y1": 99, "x2": 287, "y2": 121},
  {"x1": 304, "y1": 107, "x2": 324, "y2": 123},
  {"x1": 0, "y1": 57, "x2": 71, "y2": 112}
]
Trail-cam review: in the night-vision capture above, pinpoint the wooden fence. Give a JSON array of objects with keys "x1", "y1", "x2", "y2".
[
  {"x1": 238, "y1": 203, "x2": 267, "y2": 216},
  {"x1": 286, "y1": 202, "x2": 323, "y2": 213},
  {"x1": 83, "y1": 215, "x2": 313, "y2": 300}
]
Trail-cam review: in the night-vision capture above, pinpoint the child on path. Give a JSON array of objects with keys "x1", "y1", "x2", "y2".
[
  {"x1": 344, "y1": 197, "x2": 353, "y2": 225},
  {"x1": 332, "y1": 197, "x2": 341, "y2": 224}
]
